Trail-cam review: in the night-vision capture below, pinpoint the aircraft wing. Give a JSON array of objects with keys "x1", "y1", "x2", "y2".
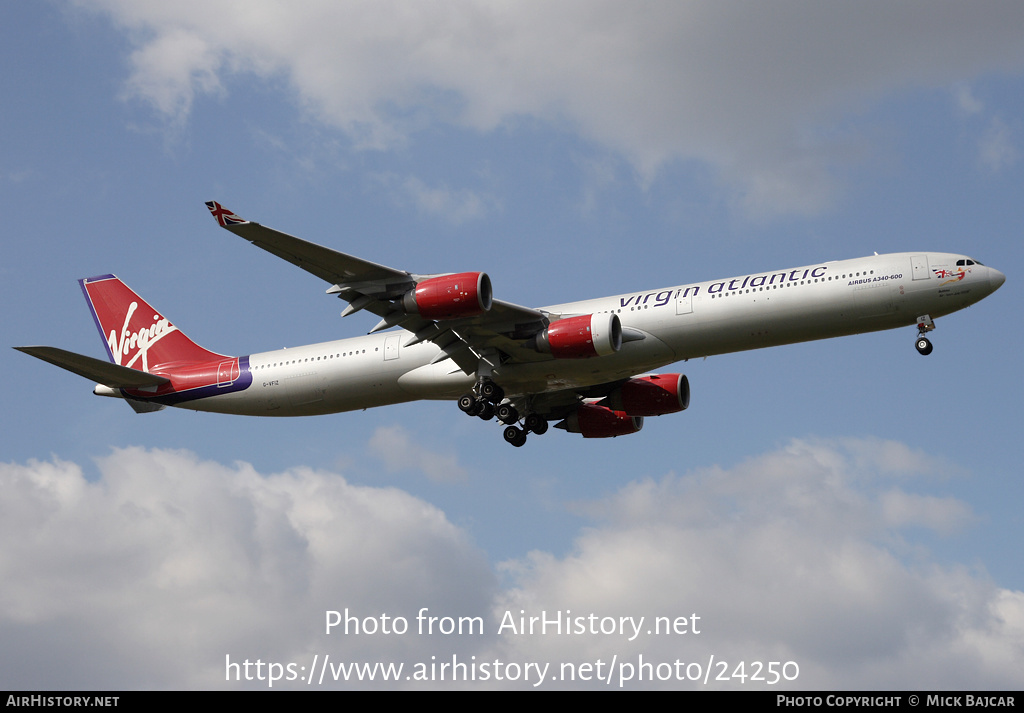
[
  {"x1": 14, "y1": 346, "x2": 171, "y2": 388},
  {"x1": 206, "y1": 201, "x2": 549, "y2": 374},
  {"x1": 206, "y1": 201, "x2": 410, "y2": 287}
]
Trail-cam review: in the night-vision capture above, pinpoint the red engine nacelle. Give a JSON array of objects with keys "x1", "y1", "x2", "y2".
[
  {"x1": 531, "y1": 313, "x2": 621, "y2": 359},
  {"x1": 403, "y1": 272, "x2": 492, "y2": 320},
  {"x1": 603, "y1": 373, "x2": 689, "y2": 416},
  {"x1": 561, "y1": 403, "x2": 643, "y2": 438}
]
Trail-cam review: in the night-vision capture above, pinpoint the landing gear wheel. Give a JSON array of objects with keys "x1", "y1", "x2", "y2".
[
  {"x1": 914, "y1": 315, "x2": 935, "y2": 356},
  {"x1": 496, "y1": 403, "x2": 520, "y2": 425},
  {"x1": 477, "y1": 401, "x2": 495, "y2": 420},
  {"x1": 479, "y1": 380, "x2": 504, "y2": 403},
  {"x1": 503, "y1": 425, "x2": 527, "y2": 447},
  {"x1": 458, "y1": 393, "x2": 481, "y2": 416},
  {"x1": 524, "y1": 413, "x2": 548, "y2": 435}
]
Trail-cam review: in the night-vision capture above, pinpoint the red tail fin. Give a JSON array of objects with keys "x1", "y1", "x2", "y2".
[{"x1": 80, "y1": 275, "x2": 224, "y2": 372}]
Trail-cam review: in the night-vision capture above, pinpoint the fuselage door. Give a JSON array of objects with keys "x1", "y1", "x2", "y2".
[
  {"x1": 217, "y1": 359, "x2": 239, "y2": 387},
  {"x1": 911, "y1": 255, "x2": 930, "y2": 281},
  {"x1": 384, "y1": 334, "x2": 400, "y2": 361},
  {"x1": 675, "y1": 289, "x2": 693, "y2": 315}
]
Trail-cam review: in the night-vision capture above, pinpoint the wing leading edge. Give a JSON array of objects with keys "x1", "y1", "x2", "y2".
[{"x1": 205, "y1": 201, "x2": 550, "y2": 374}]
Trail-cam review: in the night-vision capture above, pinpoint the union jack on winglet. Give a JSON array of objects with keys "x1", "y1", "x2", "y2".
[{"x1": 205, "y1": 201, "x2": 247, "y2": 227}]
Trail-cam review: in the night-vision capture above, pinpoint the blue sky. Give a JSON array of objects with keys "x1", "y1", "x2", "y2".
[{"x1": 2, "y1": 1, "x2": 1022, "y2": 689}]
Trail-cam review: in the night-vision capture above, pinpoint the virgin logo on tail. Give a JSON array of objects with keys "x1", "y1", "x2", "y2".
[
  {"x1": 107, "y1": 300, "x2": 179, "y2": 372},
  {"x1": 81, "y1": 275, "x2": 226, "y2": 372}
]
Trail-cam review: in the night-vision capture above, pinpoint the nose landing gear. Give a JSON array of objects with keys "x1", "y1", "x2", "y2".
[{"x1": 915, "y1": 315, "x2": 935, "y2": 356}]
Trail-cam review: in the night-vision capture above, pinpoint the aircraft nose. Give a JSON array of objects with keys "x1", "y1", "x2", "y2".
[{"x1": 989, "y1": 268, "x2": 1006, "y2": 292}]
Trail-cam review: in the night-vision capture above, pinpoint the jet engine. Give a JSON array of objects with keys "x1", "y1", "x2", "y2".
[
  {"x1": 602, "y1": 374, "x2": 689, "y2": 416},
  {"x1": 403, "y1": 272, "x2": 492, "y2": 320},
  {"x1": 529, "y1": 313, "x2": 621, "y2": 359},
  {"x1": 558, "y1": 403, "x2": 643, "y2": 438}
]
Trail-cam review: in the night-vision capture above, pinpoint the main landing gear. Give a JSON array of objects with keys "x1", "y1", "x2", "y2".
[
  {"x1": 915, "y1": 315, "x2": 935, "y2": 356},
  {"x1": 501, "y1": 415, "x2": 550, "y2": 447},
  {"x1": 457, "y1": 379, "x2": 505, "y2": 419},
  {"x1": 503, "y1": 425, "x2": 527, "y2": 447},
  {"x1": 458, "y1": 378, "x2": 549, "y2": 447}
]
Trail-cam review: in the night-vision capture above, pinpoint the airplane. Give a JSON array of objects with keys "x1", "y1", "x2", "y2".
[{"x1": 15, "y1": 202, "x2": 1006, "y2": 447}]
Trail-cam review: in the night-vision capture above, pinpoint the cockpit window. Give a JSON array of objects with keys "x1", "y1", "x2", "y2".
[{"x1": 956, "y1": 259, "x2": 983, "y2": 267}]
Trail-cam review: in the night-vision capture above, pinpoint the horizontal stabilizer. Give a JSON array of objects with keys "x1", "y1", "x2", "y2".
[{"x1": 14, "y1": 346, "x2": 170, "y2": 388}]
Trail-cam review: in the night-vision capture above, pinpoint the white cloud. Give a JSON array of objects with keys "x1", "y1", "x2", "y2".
[
  {"x1": 950, "y1": 85, "x2": 1018, "y2": 172},
  {"x1": 372, "y1": 174, "x2": 497, "y2": 225},
  {"x1": 954, "y1": 83, "x2": 985, "y2": 116},
  {"x1": 0, "y1": 448, "x2": 491, "y2": 688},
  {"x1": 367, "y1": 424, "x2": 468, "y2": 483},
  {"x1": 121, "y1": 28, "x2": 223, "y2": 128},
  {"x1": 3, "y1": 168, "x2": 38, "y2": 184},
  {"x1": 979, "y1": 117, "x2": 1018, "y2": 171},
  {"x1": 493, "y1": 438, "x2": 1023, "y2": 689},
  {"x1": 880, "y1": 490, "x2": 976, "y2": 534},
  {"x1": 76, "y1": 1, "x2": 1024, "y2": 216},
  {"x1": 2, "y1": 439, "x2": 1021, "y2": 689}
]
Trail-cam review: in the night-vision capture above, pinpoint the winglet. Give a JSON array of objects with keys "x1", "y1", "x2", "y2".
[{"x1": 205, "y1": 201, "x2": 248, "y2": 227}]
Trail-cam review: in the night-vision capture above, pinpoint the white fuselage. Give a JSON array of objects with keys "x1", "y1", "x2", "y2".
[{"x1": 188, "y1": 252, "x2": 1003, "y2": 416}]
